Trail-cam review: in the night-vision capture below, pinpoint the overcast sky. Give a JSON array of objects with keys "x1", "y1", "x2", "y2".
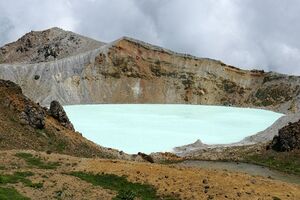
[{"x1": 0, "y1": 0, "x2": 300, "y2": 75}]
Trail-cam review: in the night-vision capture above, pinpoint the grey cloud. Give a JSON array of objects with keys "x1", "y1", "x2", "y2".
[{"x1": 0, "y1": 0, "x2": 300, "y2": 75}]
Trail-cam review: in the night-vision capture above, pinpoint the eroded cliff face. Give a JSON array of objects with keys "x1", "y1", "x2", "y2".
[{"x1": 0, "y1": 29, "x2": 299, "y2": 114}]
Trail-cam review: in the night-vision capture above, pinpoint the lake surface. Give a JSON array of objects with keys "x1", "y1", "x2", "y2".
[{"x1": 64, "y1": 104, "x2": 283, "y2": 154}]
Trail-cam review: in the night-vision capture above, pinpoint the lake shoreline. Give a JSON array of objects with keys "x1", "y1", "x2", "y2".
[
  {"x1": 64, "y1": 104, "x2": 282, "y2": 154},
  {"x1": 174, "y1": 112, "x2": 300, "y2": 156}
]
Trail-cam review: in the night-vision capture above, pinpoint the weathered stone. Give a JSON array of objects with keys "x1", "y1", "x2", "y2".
[
  {"x1": 269, "y1": 120, "x2": 300, "y2": 151},
  {"x1": 48, "y1": 100, "x2": 74, "y2": 131},
  {"x1": 34, "y1": 75, "x2": 40, "y2": 80},
  {"x1": 137, "y1": 152, "x2": 154, "y2": 163},
  {"x1": 23, "y1": 104, "x2": 45, "y2": 129}
]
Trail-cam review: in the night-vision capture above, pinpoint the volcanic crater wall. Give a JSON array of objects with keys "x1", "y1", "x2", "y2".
[{"x1": 0, "y1": 31, "x2": 300, "y2": 114}]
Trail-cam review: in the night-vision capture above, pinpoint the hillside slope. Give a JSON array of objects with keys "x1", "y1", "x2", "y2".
[
  {"x1": 0, "y1": 28, "x2": 299, "y2": 114},
  {"x1": 0, "y1": 79, "x2": 127, "y2": 159}
]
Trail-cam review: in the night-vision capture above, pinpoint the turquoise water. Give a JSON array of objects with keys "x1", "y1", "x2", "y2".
[{"x1": 64, "y1": 104, "x2": 283, "y2": 154}]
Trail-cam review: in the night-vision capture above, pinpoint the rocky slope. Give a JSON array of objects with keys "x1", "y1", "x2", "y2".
[
  {"x1": 0, "y1": 79, "x2": 128, "y2": 159},
  {"x1": 0, "y1": 28, "x2": 299, "y2": 114},
  {"x1": 0, "y1": 27, "x2": 104, "y2": 64}
]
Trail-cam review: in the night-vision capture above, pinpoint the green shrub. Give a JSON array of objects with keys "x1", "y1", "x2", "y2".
[{"x1": 69, "y1": 172, "x2": 159, "y2": 200}]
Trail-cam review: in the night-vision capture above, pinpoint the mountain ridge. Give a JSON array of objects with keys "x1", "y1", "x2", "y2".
[
  {"x1": 0, "y1": 27, "x2": 299, "y2": 115},
  {"x1": 0, "y1": 27, "x2": 105, "y2": 64}
]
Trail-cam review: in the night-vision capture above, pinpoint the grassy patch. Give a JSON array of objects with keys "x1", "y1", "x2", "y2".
[
  {"x1": 55, "y1": 140, "x2": 66, "y2": 153},
  {"x1": 9, "y1": 116, "x2": 18, "y2": 123},
  {"x1": 0, "y1": 171, "x2": 42, "y2": 189},
  {"x1": 35, "y1": 129, "x2": 46, "y2": 137},
  {"x1": 15, "y1": 153, "x2": 60, "y2": 169},
  {"x1": 0, "y1": 172, "x2": 43, "y2": 189},
  {"x1": 245, "y1": 151, "x2": 300, "y2": 176},
  {"x1": 0, "y1": 171, "x2": 33, "y2": 185},
  {"x1": 69, "y1": 172, "x2": 177, "y2": 200},
  {"x1": 0, "y1": 187, "x2": 30, "y2": 200}
]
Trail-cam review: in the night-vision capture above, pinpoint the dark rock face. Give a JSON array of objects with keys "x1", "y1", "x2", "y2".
[
  {"x1": 20, "y1": 104, "x2": 46, "y2": 129},
  {"x1": 0, "y1": 80, "x2": 45, "y2": 129},
  {"x1": 137, "y1": 152, "x2": 154, "y2": 163},
  {"x1": 48, "y1": 100, "x2": 74, "y2": 131},
  {"x1": 270, "y1": 120, "x2": 300, "y2": 151},
  {"x1": 0, "y1": 79, "x2": 22, "y2": 93}
]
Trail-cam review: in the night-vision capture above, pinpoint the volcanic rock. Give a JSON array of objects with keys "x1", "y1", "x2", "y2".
[
  {"x1": 48, "y1": 100, "x2": 74, "y2": 131},
  {"x1": 20, "y1": 104, "x2": 45, "y2": 129},
  {"x1": 269, "y1": 120, "x2": 300, "y2": 151}
]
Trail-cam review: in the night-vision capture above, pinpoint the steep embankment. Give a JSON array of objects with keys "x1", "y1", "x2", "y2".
[
  {"x1": 0, "y1": 79, "x2": 128, "y2": 159},
  {"x1": 0, "y1": 28, "x2": 299, "y2": 114}
]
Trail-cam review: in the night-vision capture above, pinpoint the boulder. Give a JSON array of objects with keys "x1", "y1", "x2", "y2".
[
  {"x1": 269, "y1": 120, "x2": 300, "y2": 151},
  {"x1": 48, "y1": 100, "x2": 74, "y2": 131},
  {"x1": 19, "y1": 104, "x2": 45, "y2": 129}
]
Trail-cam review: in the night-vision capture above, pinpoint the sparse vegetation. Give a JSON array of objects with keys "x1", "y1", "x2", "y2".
[
  {"x1": 69, "y1": 171, "x2": 177, "y2": 200},
  {"x1": 35, "y1": 129, "x2": 46, "y2": 136},
  {"x1": 0, "y1": 187, "x2": 30, "y2": 200},
  {"x1": 245, "y1": 151, "x2": 300, "y2": 175},
  {"x1": 0, "y1": 171, "x2": 33, "y2": 185},
  {"x1": 115, "y1": 189, "x2": 136, "y2": 200},
  {"x1": 15, "y1": 153, "x2": 60, "y2": 169},
  {"x1": 0, "y1": 171, "x2": 43, "y2": 189},
  {"x1": 254, "y1": 85, "x2": 293, "y2": 106},
  {"x1": 55, "y1": 140, "x2": 66, "y2": 152}
]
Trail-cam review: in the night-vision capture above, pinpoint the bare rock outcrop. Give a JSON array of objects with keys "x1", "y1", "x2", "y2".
[
  {"x1": 48, "y1": 100, "x2": 74, "y2": 131},
  {"x1": 0, "y1": 79, "x2": 46, "y2": 129},
  {"x1": 19, "y1": 104, "x2": 45, "y2": 129},
  {"x1": 269, "y1": 120, "x2": 300, "y2": 151}
]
